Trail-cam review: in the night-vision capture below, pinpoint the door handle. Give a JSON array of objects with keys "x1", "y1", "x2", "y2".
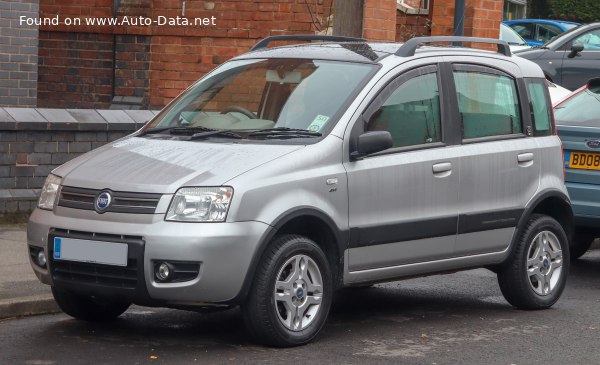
[
  {"x1": 517, "y1": 152, "x2": 534, "y2": 166},
  {"x1": 432, "y1": 162, "x2": 452, "y2": 177}
]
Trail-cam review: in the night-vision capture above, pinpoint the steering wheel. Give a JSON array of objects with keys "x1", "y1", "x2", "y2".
[{"x1": 220, "y1": 105, "x2": 257, "y2": 119}]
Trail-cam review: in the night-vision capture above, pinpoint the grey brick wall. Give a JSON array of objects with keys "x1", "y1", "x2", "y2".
[
  {"x1": 0, "y1": 107, "x2": 158, "y2": 195},
  {"x1": 0, "y1": 0, "x2": 39, "y2": 107}
]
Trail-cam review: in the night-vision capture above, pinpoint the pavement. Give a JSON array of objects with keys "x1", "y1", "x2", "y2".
[{"x1": 0, "y1": 224, "x2": 59, "y2": 320}]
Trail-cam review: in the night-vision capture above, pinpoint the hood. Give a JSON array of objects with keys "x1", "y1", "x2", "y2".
[
  {"x1": 54, "y1": 137, "x2": 303, "y2": 193},
  {"x1": 513, "y1": 48, "x2": 545, "y2": 59}
]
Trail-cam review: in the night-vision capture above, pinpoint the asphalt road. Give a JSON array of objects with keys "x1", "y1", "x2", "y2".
[{"x1": 2, "y1": 250, "x2": 600, "y2": 365}]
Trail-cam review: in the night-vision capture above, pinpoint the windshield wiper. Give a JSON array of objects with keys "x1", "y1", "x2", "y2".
[
  {"x1": 248, "y1": 127, "x2": 322, "y2": 139},
  {"x1": 139, "y1": 126, "x2": 213, "y2": 136},
  {"x1": 189, "y1": 130, "x2": 242, "y2": 140},
  {"x1": 139, "y1": 126, "x2": 176, "y2": 136}
]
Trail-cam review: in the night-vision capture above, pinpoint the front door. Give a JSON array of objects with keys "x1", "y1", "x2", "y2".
[
  {"x1": 560, "y1": 28, "x2": 600, "y2": 90},
  {"x1": 345, "y1": 65, "x2": 461, "y2": 273}
]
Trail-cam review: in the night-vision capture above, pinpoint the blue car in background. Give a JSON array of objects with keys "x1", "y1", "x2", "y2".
[
  {"x1": 504, "y1": 19, "x2": 580, "y2": 46},
  {"x1": 554, "y1": 78, "x2": 600, "y2": 259}
]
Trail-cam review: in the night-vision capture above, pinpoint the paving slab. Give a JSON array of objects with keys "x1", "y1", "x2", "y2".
[{"x1": 0, "y1": 225, "x2": 59, "y2": 319}]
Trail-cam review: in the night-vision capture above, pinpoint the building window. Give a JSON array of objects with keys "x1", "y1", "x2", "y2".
[
  {"x1": 504, "y1": 0, "x2": 527, "y2": 20},
  {"x1": 397, "y1": 0, "x2": 429, "y2": 15}
]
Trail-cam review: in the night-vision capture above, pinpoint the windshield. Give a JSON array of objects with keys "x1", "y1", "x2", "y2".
[
  {"x1": 501, "y1": 24, "x2": 526, "y2": 45},
  {"x1": 562, "y1": 23, "x2": 579, "y2": 30},
  {"x1": 555, "y1": 86, "x2": 600, "y2": 127},
  {"x1": 144, "y1": 59, "x2": 374, "y2": 139}
]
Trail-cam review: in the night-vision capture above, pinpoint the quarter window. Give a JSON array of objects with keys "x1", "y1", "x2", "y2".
[
  {"x1": 527, "y1": 80, "x2": 553, "y2": 136},
  {"x1": 453, "y1": 69, "x2": 521, "y2": 139},
  {"x1": 367, "y1": 72, "x2": 441, "y2": 148}
]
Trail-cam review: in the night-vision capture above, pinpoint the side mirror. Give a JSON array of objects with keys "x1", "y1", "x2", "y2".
[
  {"x1": 351, "y1": 131, "x2": 392, "y2": 160},
  {"x1": 568, "y1": 43, "x2": 584, "y2": 58}
]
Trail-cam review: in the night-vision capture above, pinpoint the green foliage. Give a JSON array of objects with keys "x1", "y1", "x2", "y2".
[{"x1": 547, "y1": 0, "x2": 600, "y2": 23}]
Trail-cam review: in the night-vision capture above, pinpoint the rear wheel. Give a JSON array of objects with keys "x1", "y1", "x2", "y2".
[
  {"x1": 498, "y1": 214, "x2": 569, "y2": 309},
  {"x1": 242, "y1": 234, "x2": 332, "y2": 347},
  {"x1": 51, "y1": 287, "x2": 130, "y2": 321}
]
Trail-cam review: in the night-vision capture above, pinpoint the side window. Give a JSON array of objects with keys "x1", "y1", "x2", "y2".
[
  {"x1": 367, "y1": 71, "x2": 441, "y2": 148},
  {"x1": 536, "y1": 24, "x2": 561, "y2": 43},
  {"x1": 512, "y1": 23, "x2": 534, "y2": 40},
  {"x1": 574, "y1": 29, "x2": 600, "y2": 50},
  {"x1": 453, "y1": 68, "x2": 521, "y2": 139},
  {"x1": 527, "y1": 80, "x2": 553, "y2": 136}
]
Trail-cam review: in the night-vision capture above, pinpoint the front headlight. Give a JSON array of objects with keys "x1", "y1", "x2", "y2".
[
  {"x1": 166, "y1": 187, "x2": 233, "y2": 222},
  {"x1": 38, "y1": 174, "x2": 62, "y2": 210}
]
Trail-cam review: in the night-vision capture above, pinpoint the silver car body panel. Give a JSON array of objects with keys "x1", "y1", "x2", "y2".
[{"x1": 28, "y1": 208, "x2": 270, "y2": 303}]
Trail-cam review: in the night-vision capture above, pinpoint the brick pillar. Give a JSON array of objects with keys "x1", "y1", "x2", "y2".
[
  {"x1": 431, "y1": 0, "x2": 503, "y2": 39},
  {"x1": 430, "y1": 0, "x2": 455, "y2": 36},
  {"x1": 464, "y1": 0, "x2": 503, "y2": 39},
  {"x1": 363, "y1": 0, "x2": 397, "y2": 41},
  {"x1": 0, "y1": 0, "x2": 39, "y2": 107}
]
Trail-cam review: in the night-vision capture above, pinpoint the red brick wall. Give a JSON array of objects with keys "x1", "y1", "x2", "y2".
[
  {"x1": 396, "y1": 12, "x2": 432, "y2": 41},
  {"x1": 430, "y1": 0, "x2": 502, "y2": 39},
  {"x1": 37, "y1": 0, "x2": 334, "y2": 108},
  {"x1": 37, "y1": 32, "x2": 114, "y2": 108},
  {"x1": 363, "y1": 0, "x2": 397, "y2": 41},
  {"x1": 464, "y1": 0, "x2": 503, "y2": 39},
  {"x1": 36, "y1": 0, "x2": 504, "y2": 109}
]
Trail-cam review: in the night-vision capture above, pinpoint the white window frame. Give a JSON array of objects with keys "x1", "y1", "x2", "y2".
[{"x1": 397, "y1": 0, "x2": 429, "y2": 15}]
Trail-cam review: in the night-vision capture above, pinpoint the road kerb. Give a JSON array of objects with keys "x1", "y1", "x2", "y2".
[{"x1": 0, "y1": 295, "x2": 60, "y2": 320}]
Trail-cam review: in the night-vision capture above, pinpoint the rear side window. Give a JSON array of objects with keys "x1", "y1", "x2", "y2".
[
  {"x1": 367, "y1": 70, "x2": 441, "y2": 148},
  {"x1": 526, "y1": 79, "x2": 553, "y2": 136},
  {"x1": 453, "y1": 67, "x2": 521, "y2": 139}
]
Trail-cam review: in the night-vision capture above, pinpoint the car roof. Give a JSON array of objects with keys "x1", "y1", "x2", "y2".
[
  {"x1": 503, "y1": 19, "x2": 580, "y2": 27},
  {"x1": 231, "y1": 40, "x2": 545, "y2": 77}
]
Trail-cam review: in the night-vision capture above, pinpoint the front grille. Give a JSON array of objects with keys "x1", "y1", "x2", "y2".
[
  {"x1": 49, "y1": 229, "x2": 144, "y2": 290},
  {"x1": 58, "y1": 186, "x2": 161, "y2": 214}
]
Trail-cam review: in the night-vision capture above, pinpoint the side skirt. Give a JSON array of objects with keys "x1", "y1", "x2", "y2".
[{"x1": 343, "y1": 248, "x2": 510, "y2": 285}]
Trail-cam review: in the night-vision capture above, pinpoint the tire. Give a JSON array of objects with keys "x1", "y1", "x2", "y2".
[
  {"x1": 51, "y1": 287, "x2": 130, "y2": 321},
  {"x1": 242, "y1": 234, "x2": 333, "y2": 347},
  {"x1": 570, "y1": 231, "x2": 596, "y2": 260},
  {"x1": 497, "y1": 214, "x2": 569, "y2": 310}
]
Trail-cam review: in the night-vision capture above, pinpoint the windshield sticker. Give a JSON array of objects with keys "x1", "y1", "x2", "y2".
[{"x1": 307, "y1": 115, "x2": 330, "y2": 132}]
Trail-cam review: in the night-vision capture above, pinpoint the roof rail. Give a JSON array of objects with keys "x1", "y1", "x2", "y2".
[
  {"x1": 250, "y1": 34, "x2": 366, "y2": 51},
  {"x1": 395, "y1": 36, "x2": 512, "y2": 57}
]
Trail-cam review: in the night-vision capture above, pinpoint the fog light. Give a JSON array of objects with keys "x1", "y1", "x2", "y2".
[
  {"x1": 36, "y1": 250, "x2": 47, "y2": 267},
  {"x1": 155, "y1": 262, "x2": 173, "y2": 282}
]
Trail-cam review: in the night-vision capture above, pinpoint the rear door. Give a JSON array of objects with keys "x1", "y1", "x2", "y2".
[{"x1": 447, "y1": 62, "x2": 541, "y2": 256}]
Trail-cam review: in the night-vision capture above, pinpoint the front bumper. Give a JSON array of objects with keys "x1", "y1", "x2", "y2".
[{"x1": 27, "y1": 207, "x2": 270, "y2": 306}]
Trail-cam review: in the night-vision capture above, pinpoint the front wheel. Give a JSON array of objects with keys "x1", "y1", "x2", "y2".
[
  {"x1": 51, "y1": 287, "x2": 130, "y2": 321},
  {"x1": 242, "y1": 235, "x2": 333, "y2": 347},
  {"x1": 497, "y1": 214, "x2": 569, "y2": 309}
]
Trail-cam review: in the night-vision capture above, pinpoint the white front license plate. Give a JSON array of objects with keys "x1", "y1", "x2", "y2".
[{"x1": 53, "y1": 237, "x2": 128, "y2": 267}]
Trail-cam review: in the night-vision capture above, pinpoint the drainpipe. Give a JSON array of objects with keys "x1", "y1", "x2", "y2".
[
  {"x1": 453, "y1": 0, "x2": 465, "y2": 46},
  {"x1": 112, "y1": 0, "x2": 121, "y2": 103}
]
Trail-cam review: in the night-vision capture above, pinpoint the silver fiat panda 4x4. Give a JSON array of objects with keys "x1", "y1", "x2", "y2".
[{"x1": 28, "y1": 35, "x2": 572, "y2": 347}]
